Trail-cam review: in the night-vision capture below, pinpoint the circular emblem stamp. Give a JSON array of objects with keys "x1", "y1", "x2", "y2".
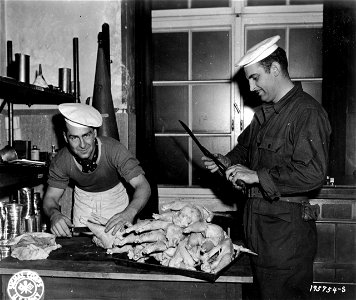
[{"x1": 7, "y1": 270, "x2": 44, "y2": 300}]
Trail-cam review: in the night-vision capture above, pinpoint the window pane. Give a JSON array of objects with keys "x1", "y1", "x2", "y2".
[
  {"x1": 289, "y1": 28, "x2": 323, "y2": 78},
  {"x1": 247, "y1": 0, "x2": 285, "y2": 6},
  {"x1": 153, "y1": 86, "x2": 188, "y2": 133},
  {"x1": 192, "y1": 84, "x2": 231, "y2": 133},
  {"x1": 191, "y1": 0, "x2": 230, "y2": 8},
  {"x1": 192, "y1": 136, "x2": 231, "y2": 185},
  {"x1": 153, "y1": 32, "x2": 188, "y2": 80},
  {"x1": 246, "y1": 28, "x2": 286, "y2": 51},
  {"x1": 155, "y1": 137, "x2": 188, "y2": 185},
  {"x1": 152, "y1": 0, "x2": 188, "y2": 10},
  {"x1": 192, "y1": 31, "x2": 230, "y2": 80},
  {"x1": 301, "y1": 81, "x2": 322, "y2": 103}
]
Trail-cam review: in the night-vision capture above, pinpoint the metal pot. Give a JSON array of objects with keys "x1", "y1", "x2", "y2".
[{"x1": 0, "y1": 145, "x2": 18, "y2": 162}]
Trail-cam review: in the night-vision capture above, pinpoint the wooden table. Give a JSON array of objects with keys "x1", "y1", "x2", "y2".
[{"x1": 0, "y1": 236, "x2": 253, "y2": 300}]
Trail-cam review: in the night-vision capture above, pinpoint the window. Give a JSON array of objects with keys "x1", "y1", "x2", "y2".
[
  {"x1": 152, "y1": 1, "x2": 323, "y2": 198},
  {"x1": 152, "y1": 6, "x2": 238, "y2": 189}
]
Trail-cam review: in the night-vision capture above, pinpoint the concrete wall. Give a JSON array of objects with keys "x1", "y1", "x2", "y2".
[{"x1": 0, "y1": 0, "x2": 128, "y2": 153}]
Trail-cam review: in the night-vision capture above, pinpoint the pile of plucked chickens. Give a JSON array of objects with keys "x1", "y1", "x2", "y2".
[{"x1": 80, "y1": 200, "x2": 256, "y2": 274}]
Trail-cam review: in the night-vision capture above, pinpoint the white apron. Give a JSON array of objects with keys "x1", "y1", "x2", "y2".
[{"x1": 73, "y1": 182, "x2": 129, "y2": 227}]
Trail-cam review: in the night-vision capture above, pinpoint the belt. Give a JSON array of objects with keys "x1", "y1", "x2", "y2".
[{"x1": 249, "y1": 187, "x2": 308, "y2": 204}]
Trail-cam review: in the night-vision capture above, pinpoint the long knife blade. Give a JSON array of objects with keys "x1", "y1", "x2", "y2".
[
  {"x1": 179, "y1": 120, "x2": 246, "y2": 191},
  {"x1": 179, "y1": 120, "x2": 227, "y2": 176}
]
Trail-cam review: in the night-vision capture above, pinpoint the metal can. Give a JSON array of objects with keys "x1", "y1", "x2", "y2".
[
  {"x1": 31, "y1": 145, "x2": 40, "y2": 161},
  {"x1": 0, "y1": 245, "x2": 11, "y2": 261},
  {"x1": 33, "y1": 192, "x2": 41, "y2": 214},
  {"x1": 24, "y1": 216, "x2": 35, "y2": 233},
  {"x1": 5, "y1": 203, "x2": 23, "y2": 239},
  {"x1": 35, "y1": 214, "x2": 42, "y2": 232},
  {"x1": 18, "y1": 187, "x2": 34, "y2": 218}
]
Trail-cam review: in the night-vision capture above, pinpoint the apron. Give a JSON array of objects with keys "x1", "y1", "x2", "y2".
[{"x1": 73, "y1": 182, "x2": 129, "y2": 227}]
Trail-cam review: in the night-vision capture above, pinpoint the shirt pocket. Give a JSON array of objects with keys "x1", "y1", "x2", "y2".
[{"x1": 257, "y1": 137, "x2": 285, "y2": 166}]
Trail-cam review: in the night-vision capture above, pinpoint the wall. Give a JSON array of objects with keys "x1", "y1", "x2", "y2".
[
  {"x1": 0, "y1": 0, "x2": 128, "y2": 153},
  {"x1": 0, "y1": 0, "x2": 5, "y2": 75}
]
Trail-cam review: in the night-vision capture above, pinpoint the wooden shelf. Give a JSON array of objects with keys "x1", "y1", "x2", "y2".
[
  {"x1": 0, "y1": 164, "x2": 47, "y2": 197},
  {"x1": 0, "y1": 76, "x2": 75, "y2": 106}
]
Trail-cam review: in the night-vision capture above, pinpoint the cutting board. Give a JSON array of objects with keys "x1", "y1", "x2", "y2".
[{"x1": 49, "y1": 236, "x2": 110, "y2": 262}]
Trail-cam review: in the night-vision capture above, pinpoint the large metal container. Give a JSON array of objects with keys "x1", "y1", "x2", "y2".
[
  {"x1": 5, "y1": 203, "x2": 23, "y2": 239},
  {"x1": 18, "y1": 187, "x2": 34, "y2": 219}
]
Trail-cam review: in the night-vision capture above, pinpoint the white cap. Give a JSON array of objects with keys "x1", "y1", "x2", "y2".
[
  {"x1": 58, "y1": 103, "x2": 103, "y2": 128},
  {"x1": 236, "y1": 35, "x2": 280, "y2": 68}
]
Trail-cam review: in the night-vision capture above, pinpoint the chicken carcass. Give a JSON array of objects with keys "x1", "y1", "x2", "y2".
[
  {"x1": 184, "y1": 222, "x2": 226, "y2": 247},
  {"x1": 125, "y1": 219, "x2": 151, "y2": 234},
  {"x1": 201, "y1": 237, "x2": 234, "y2": 273},
  {"x1": 165, "y1": 224, "x2": 184, "y2": 247},
  {"x1": 133, "y1": 220, "x2": 171, "y2": 233},
  {"x1": 161, "y1": 201, "x2": 213, "y2": 222},
  {"x1": 107, "y1": 245, "x2": 133, "y2": 255},
  {"x1": 142, "y1": 241, "x2": 168, "y2": 255},
  {"x1": 152, "y1": 211, "x2": 177, "y2": 222},
  {"x1": 135, "y1": 229, "x2": 166, "y2": 244},
  {"x1": 80, "y1": 217, "x2": 121, "y2": 249},
  {"x1": 172, "y1": 205, "x2": 203, "y2": 227}
]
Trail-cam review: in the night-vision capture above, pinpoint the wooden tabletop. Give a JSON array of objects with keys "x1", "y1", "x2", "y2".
[{"x1": 0, "y1": 236, "x2": 253, "y2": 284}]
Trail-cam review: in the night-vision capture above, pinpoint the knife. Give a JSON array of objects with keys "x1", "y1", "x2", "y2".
[
  {"x1": 179, "y1": 120, "x2": 245, "y2": 190},
  {"x1": 71, "y1": 227, "x2": 91, "y2": 233},
  {"x1": 178, "y1": 120, "x2": 227, "y2": 177}
]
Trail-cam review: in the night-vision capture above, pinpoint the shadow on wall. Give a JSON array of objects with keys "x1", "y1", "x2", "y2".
[
  {"x1": 232, "y1": 68, "x2": 262, "y2": 111},
  {"x1": 52, "y1": 113, "x2": 66, "y2": 150}
]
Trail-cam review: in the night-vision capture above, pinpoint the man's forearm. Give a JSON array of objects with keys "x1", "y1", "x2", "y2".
[
  {"x1": 127, "y1": 187, "x2": 151, "y2": 216},
  {"x1": 43, "y1": 200, "x2": 61, "y2": 220}
]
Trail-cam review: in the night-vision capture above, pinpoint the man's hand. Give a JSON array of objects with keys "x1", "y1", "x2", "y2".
[
  {"x1": 50, "y1": 211, "x2": 74, "y2": 237},
  {"x1": 202, "y1": 153, "x2": 231, "y2": 173},
  {"x1": 225, "y1": 164, "x2": 259, "y2": 185},
  {"x1": 105, "y1": 207, "x2": 136, "y2": 235}
]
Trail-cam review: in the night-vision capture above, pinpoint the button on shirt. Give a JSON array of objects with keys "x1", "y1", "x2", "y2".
[{"x1": 226, "y1": 85, "x2": 331, "y2": 201}]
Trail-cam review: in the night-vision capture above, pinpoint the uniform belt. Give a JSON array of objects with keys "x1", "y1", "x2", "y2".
[{"x1": 249, "y1": 187, "x2": 308, "y2": 204}]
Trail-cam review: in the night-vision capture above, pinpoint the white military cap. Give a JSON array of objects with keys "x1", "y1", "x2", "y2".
[
  {"x1": 236, "y1": 35, "x2": 280, "y2": 68},
  {"x1": 58, "y1": 103, "x2": 103, "y2": 128}
]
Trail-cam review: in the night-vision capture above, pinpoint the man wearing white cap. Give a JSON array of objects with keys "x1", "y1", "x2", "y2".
[
  {"x1": 43, "y1": 103, "x2": 151, "y2": 237},
  {"x1": 203, "y1": 36, "x2": 331, "y2": 299}
]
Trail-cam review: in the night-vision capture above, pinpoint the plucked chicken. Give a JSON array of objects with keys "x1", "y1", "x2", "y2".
[{"x1": 83, "y1": 201, "x2": 257, "y2": 274}]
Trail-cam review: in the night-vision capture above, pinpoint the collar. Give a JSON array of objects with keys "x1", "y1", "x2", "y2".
[
  {"x1": 255, "y1": 84, "x2": 301, "y2": 124},
  {"x1": 74, "y1": 138, "x2": 99, "y2": 173}
]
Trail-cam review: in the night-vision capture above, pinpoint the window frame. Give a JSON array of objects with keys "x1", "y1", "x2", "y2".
[
  {"x1": 152, "y1": 2, "x2": 323, "y2": 203},
  {"x1": 153, "y1": 7, "x2": 240, "y2": 191}
]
